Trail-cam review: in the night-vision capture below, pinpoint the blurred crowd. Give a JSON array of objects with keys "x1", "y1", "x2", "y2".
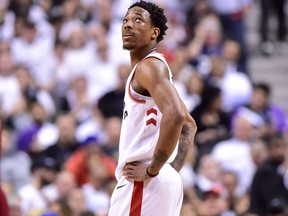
[{"x1": 0, "y1": 0, "x2": 287, "y2": 216}]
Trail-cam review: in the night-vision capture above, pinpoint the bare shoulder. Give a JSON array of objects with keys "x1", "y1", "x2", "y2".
[
  {"x1": 133, "y1": 55, "x2": 171, "y2": 95},
  {"x1": 136, "y1": 56, "x2": 168, "y2": 79}
]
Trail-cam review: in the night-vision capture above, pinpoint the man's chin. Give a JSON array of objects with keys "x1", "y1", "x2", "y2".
[{"x1": 123, "y1": 44, "x2": 135, "y2": 50}]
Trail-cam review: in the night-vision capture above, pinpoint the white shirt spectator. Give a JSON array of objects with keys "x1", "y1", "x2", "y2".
[
  {"x1": 0, "y1": 75, "x2": 21, "y2": 116},
  {"x1": 87, "y1": 60, "x2": 118, "y2": 103},
  {"x1": 62, "y1": 43, "x2": 96, "y2": 78},
  {"x1": 18, "y1": 184, "x2": 47, "y2": 215},
  {"x1": 11, "y1": 35, "x2": 55, "y2": 88},
  {"x1": 1, "y1": 151, "x2": 31, "y2": 193},
  {"x1": 82, "y1": 183, "x2": 110, "y2": 214},
  {"x1": 211, "y1": 138, "x2": 256, "y2": 196}
]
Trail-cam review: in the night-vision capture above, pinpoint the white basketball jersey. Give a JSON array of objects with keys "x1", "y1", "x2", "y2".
[{"x1": 115, "y1": 52, "x2": 178, "y2": 181}]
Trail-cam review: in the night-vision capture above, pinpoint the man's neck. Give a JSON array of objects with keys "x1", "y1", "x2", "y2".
[{"x1": 130, "y1": 46, "x2": 157, "y2": 67}]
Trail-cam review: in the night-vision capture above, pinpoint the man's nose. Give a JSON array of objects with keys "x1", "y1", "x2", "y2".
[{"x1": 123, "y1": 20, "x2": 133, "y2": 29}]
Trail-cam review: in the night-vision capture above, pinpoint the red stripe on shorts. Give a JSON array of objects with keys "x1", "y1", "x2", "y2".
[{"x1": 129, "y1": 181, "x2": 144, "y2": 216}]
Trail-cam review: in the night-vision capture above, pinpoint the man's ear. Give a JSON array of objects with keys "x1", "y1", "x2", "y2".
[{"x1": 151, "y1": 27, "x2": 160, "y2": 40}]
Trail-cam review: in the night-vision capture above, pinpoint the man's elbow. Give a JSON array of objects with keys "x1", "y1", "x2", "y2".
[{"x1": 171, "y1": 109, "x2": 185, "y2": 125}]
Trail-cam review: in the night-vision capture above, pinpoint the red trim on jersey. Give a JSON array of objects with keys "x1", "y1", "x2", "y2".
[
  {"x1": 146, "y1": 108, "x2": 157, "y2": 116},
  {"x1": 129, "y1": 181, "x2": 144, "y2": 216},
  {"x1": 146, "y1": 118, "x2": 157, "y2": 126}
]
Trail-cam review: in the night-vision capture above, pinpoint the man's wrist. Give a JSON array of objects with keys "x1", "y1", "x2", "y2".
[{"x1": 146, "y1": 165, "x2": 159, "y2": 178}]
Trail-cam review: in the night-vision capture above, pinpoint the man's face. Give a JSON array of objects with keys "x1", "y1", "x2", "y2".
[{"x1": 122, "y1": 6, "x2": 154, "y2": 50}]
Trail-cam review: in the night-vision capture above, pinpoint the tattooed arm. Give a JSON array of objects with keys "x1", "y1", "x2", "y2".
[{"x1": 170, "y1": 99, "x2": 197, "y2": 172}]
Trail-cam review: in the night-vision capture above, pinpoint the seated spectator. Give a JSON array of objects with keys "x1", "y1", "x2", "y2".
[
  {"x1": 199, "y1": 185, "x2": 232, "y2": 216},
  {"x1": 249, "y1": 134, "x2": 288, "y2": 215},
  {"x1": 66, "y1": 188, "x2": 89, "y2": 216},
  {"x1": 211, "y1": 114, "x2": 258, "y2": 196},
  {"x1": 86, "y1": 37, "x2": 119, "y2": 103},
  {"x1": 1, "y1": 128, "x2": 31, "y2": 193},
  {"x1": 194, "y1": 155, "x2": 223, "y2": 198},
  {"x1": 13, "y1": 65, "x2": 56, "y2": 130},
  {"x1": 221, "y1": 170, "x2": 250, "y2": 215},
  {"x1": 191, "y1": 85, "x2": 230, "y2": 165},
  {"x1": 41, "y1": 170, "x2": 77, "y2": 204},
  {"x1": 16, "y1": 101, "x2": 57, "y2": 155},
  {"x1": 97, "y1": 62, "x2": 131, "y2": 119},
  {"x1": 44, "y1": 199, "x2": 72, "y2": 216},
  {"x1": 101, "y1": 116, "x2": 122, "y2": 162},
  {"x1": 11, "y1": 18, "x2": 55, "y2": 90},
  {"x1": 59, "y1": 20, "x2": 95, "y2": 79},
  {"x1": 39, "y1": 113, "x2": 80, "y2": 170},
  {"x1": 82, "y1": 145, "x2": 114, "y2": 215},
  {"x1": 205, "y1": 40, "x2": 253, "y2": 112},
  {"x1": 208, "y1": 0, "x2": 252, "y2": 74},
  {"x1": 240, "y1": 82, "x2": 287, "y2": 137},
  {"x1": 18, "y1": 156, "x2": 58, "y2": 215},
  {"x1": 183, "y1": 71, "x2": 204, "y2": 113},
  {"x1": 65, "y1": 136, "x2": 116, "y2": 186},
  {"x1": 66, "y1": 75, "x2": 95, "y2": 123},
  {"x1": 187, "y1": 3, "x2": 223, "y2": 76},
  {"x1": 0, "y1": 43, "x2": 22, "y2": 121}
]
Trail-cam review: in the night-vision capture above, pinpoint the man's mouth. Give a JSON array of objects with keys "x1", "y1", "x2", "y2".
[{"x1": 123, "y1": 33, "x2": 134, "y2": 39}]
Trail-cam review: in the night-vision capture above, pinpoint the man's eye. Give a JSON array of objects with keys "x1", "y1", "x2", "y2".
[
  {"x1": 123, "y1": 19, "x2": 127, "y2": 23},
  {"x1": 135, "y1": 18, "x2": 142, "y2": 22}
]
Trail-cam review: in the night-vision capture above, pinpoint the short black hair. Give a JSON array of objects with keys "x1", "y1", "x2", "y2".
[
  {"x1": 253, "y1": 82, "x2": 271, "y2": 96},
  {"x1": 129, "y1": 0, "x2": 168, "y2": 43}
]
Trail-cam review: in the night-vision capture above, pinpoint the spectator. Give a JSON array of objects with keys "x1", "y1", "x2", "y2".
[
  {"x1": 18, "y1": 156, "x2": 58, "y2": 215},
  {"x1": 240, "y1": 82, "x2": 287, "y2": 137},
  {"x1": 207, "y1": 40, "x2": 252, "y2": 112},
  {"x1": 211, "y1": 114, "x2": 258, "y2": 196},
  {"x1": 194, "y1": 155, "x2": 223, "y2": 198},
  {"x1": 66, "y1": 75, "x2": 95, "y2": 123},
  {"x1": 221, "y1": 170, "x2": 250, "y2": 215},
  {"x1": 86, "y1": 37, "x2": 119, "y2": 103},
  {"x1": 187, "y1": 7, "x2": 223, "y2": 76},
  {"x1": 101, "y1": 116, "x2": 122, "y2": 162},
  {"x1": 41, "y1": 170, "x2": 77, "y2": 204},
  {"x1": 82, "y1": 145, "x2": 113, "y2": 215},
  {"x1": 11, "y1": 18, "x2": 55, "y2": 89},
  {"x1": 13, "y1": 65, "x2": 56, "y2": 129},
  {"x1": 16, "y1": 101, "x2": 57, "y2": 155},
  {"x1": 199, "y1": 185, "x2": 232, "y2": 216},
  {"x1": 191, "y1": 85, "x2": 230, "y2": 164},
  {"x1": 249, "y1": 135, "x2": 288, "y2": 215},
  {"x1": 1, "y1": 128, "x2": 31, "y2": 192},
  {"x1": 46, "y1": 199, "x2": 72, "y2": 216},
  {"x1": 97, "y1": 62, "x2": 131, "y2": 119},
  {"x1": 65, "y1": 136, "x2": 116, "y2": 186},
  {"x1": 208, "y1": 0, "x2": 253, "y2": 73},
  {"x1": 0, "y1": 42, "x2": 22, "y2": 120},
  {"x1": 41, "y1": 113, "x2": 80, "y2": 170},
  {"x1": 66, "y1": 188, "x2": 89, "y2": 216},
  {"x1": 59, "y1": 20, "x2": 95, "y2": 79}
]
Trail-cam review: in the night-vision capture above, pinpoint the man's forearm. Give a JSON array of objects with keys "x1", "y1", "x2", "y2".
[
  {"x1": 149, "y1": 111, "x2": 185, "y2": 175},
  {"x1": 170, "y1": 122, "x2": 196, "y2": 172}
]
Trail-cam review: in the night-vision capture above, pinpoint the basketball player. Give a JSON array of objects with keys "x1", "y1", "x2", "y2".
[{"x1": 108, "y1": 1, "x2": 197, "y2": 216}]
